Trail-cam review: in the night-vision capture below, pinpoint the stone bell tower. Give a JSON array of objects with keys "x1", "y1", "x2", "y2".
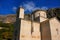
[
  {"x1": 19, "y1": 7, "x2": 24, "y2": 19},
  {"x1": 13, "y1": 7, "x2": 24, "y2": 40}
]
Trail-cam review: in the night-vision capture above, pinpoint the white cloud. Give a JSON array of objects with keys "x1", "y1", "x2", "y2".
[
  {"x1": 20, "y1": 1, "x2": 48, "y2": 12},
  {"x1": 41, "y1": 7, "x2": 48, "y2": 10},
  {"x1": 21, "y1": 1, "x2": 40, "y2": 12},
  {"x1": 12, "y1": 7, "x2": 17, "y2": 11}
]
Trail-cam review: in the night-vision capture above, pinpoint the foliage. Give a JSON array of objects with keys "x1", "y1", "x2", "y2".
[
  {"x1": 0, "y1": 22, "x2": 14, "y2": 40},
  {"x1": 47, "y1": 8, "x2": 60, "y2": 21}
]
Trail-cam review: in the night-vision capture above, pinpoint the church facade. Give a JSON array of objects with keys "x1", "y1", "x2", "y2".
[{"x1": 13, "y1": 7, "x2": 60, "y2": 40}]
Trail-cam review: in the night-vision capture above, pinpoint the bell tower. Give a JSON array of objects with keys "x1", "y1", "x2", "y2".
[
  {"x1": 13, "y1": 7, "x2": 24, "y2": 40},
  {"x1": 19, "y1": 7, "x2": 24, "y2": 19}
]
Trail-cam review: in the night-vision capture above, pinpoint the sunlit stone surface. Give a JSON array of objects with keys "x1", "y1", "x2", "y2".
[
  {"x1": 20, "y1": 20, "x2": 31, "y2": 40},
  {"x1": 20, "y1": 20, "x2": 41, "y2": 40},
  {"x1": 32, "y1": 32, "x2": 41, "y2": 40},
  {"x1": 49, "y1": 17, "x2": 60, "y2": 40},
  {"x1": 19, "y1": 8, "x2": 24, "y2": 18},
  {"x1": 32, "y1": 22, "x2": 41, "y2": 40}
]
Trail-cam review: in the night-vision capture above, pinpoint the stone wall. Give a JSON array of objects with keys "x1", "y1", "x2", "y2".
[
  {"x1": 49, "y1": 17, "x2": 60, "y2": 40},
  {"x1": 20, "y1": 19, "x2": 41, "y2": 40}
]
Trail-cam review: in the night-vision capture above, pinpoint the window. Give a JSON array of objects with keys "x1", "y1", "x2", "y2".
[{"x1": 56, "y1": 28, "x2": 59, "y2": 35}]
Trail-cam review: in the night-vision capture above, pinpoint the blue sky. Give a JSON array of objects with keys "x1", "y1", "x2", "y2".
[{"x1": 0, "y1": 0, "x2": 60, "y2": 15}]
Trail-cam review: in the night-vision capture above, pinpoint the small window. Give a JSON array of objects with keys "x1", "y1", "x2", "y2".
[{"x1": 56, "y1": 28, "x2": 59, "y2": 35}]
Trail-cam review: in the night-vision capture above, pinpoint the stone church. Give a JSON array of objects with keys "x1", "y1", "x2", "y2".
[{"x1": 13, "y1": 7, "x2": 60, "y2": 40}]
